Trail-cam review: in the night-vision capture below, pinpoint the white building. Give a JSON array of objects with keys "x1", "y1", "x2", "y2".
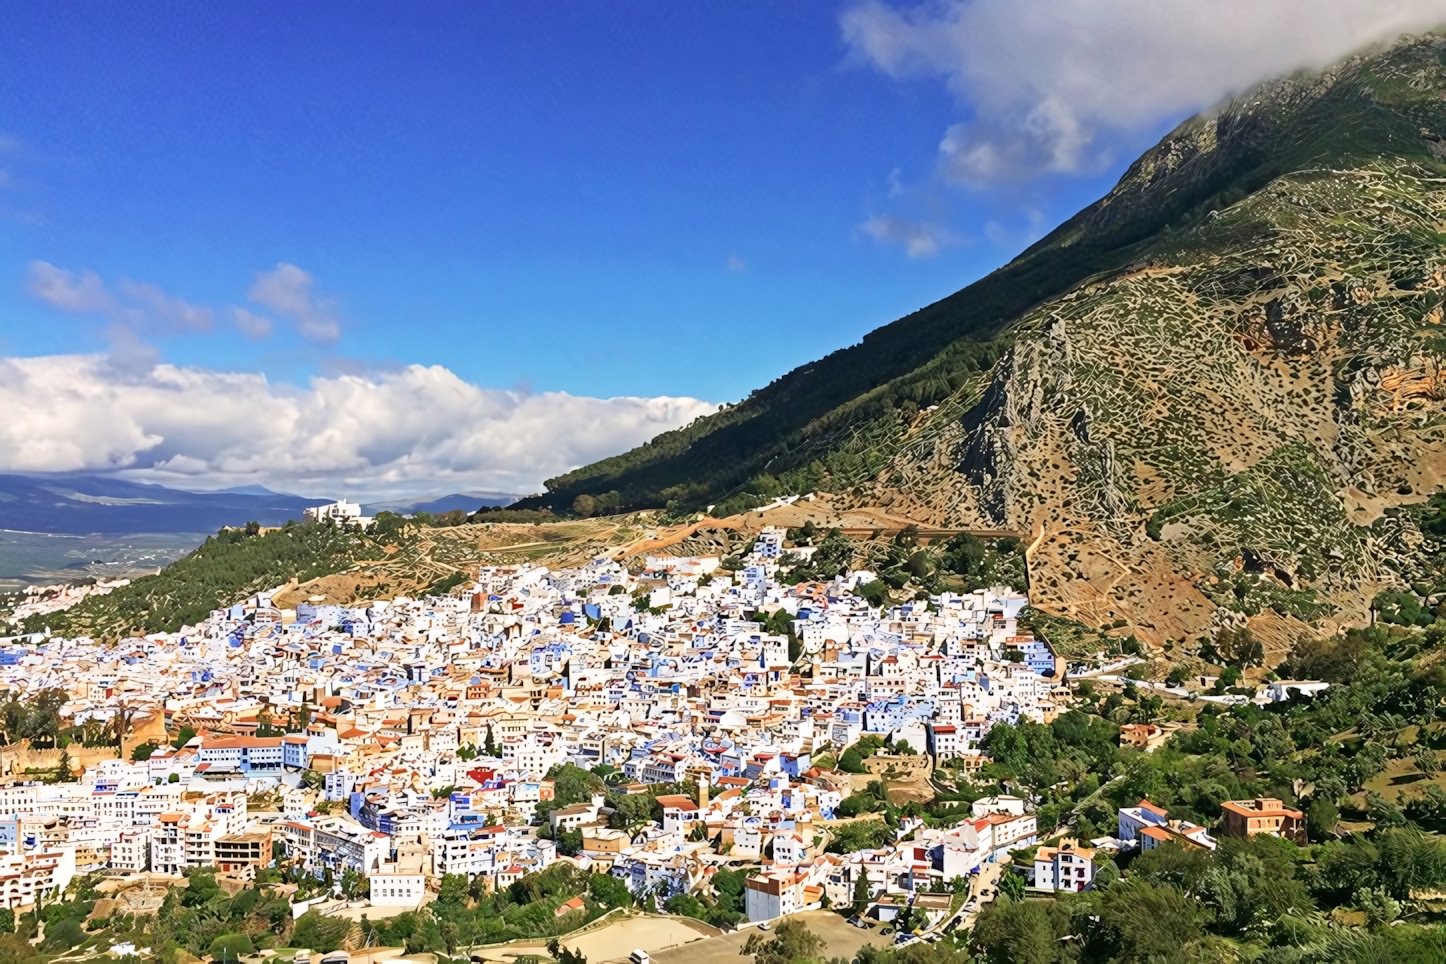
[
  {"x1": 971, "y1": 795, "x2": 1027, "y2": 818},
  {"x1": 109, "y1": 829, "x2": 151, "y2": 872},
  {"x1": 198, "y1": 737, "x2": 285, "y2": 776},
  {"x1": 1117, "y1": 799, "x2": 1169, "y2": 842},
  {"x1": 770, "y1": 832, "x2": 807, "y2": 866},
  {"x1": 324, "y1": 770, "x2": 356, "y2": 803},
  {"x1": 745, "y1": 871, "x2": 805, "y2": 922},
  {"x1": 927, "y1": 723, "x2": 964, "y2": 761},
  {"x1": 1264, "y1": 680, "x2": 1330, "y2": 702},
  {"x1": 370, "y1": 869, "x2": 426, "y2": 907},
  {"x1": 1033, "y1": 840, "x2": 1095, "y2": 893},
  {"x1": 0, "y1": 846, "x2": 76, "y2": 909},
  {"x1": 302, "y1": 499, "x2": 374, "y2": 529}
]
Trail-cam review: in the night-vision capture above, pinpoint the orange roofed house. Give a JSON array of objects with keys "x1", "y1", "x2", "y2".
[
  {"x1": 1118, "y1": 724, "x2": 1169, "y2": 752},
  {"x1": 1220, "y1": 798, "x2": 1305, "y2": 844}
]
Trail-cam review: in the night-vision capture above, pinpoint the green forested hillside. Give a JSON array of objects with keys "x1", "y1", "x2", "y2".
[
  {"x1": 12, "y1": 522, "x2": 373, "y2": 640},
  {"x1": 957, "y1": 616, "x2": 1446, "y2": 963}
]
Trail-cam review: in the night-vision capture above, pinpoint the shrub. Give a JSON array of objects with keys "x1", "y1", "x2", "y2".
[{"x1": 209, "y1": 934, "x2": 256, "y2": 959}]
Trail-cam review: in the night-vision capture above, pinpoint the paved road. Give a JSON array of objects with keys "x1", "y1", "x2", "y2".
[{"x1": 930, "y1": 859, "x2": 1007, "y2": 939}]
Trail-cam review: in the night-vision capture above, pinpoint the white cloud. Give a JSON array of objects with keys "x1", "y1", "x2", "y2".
[
  {"x1": 117, "y1": 279, "x2": 213, "y2": 333},
  {"x1": 885, "y1": 168, "x2": 905, "y2": 198},
  {"x1": 248, "y1": 263, "x2": 341, "y2": 344},
  {"x1": 841, "y1": 0, "x2": 1446, "y2": 182},
  {"x1": 27, "y1": 260, "x2": 344, "y2": 346},
  {"x1": 726, "y1": 254, "x2": 747, "y2": 272},
  {"x1": 28, "y1": 261, "x2": 215, "y2": 336},
  {"x1": 0, "y1": 353, "x2": 716, "y2": 499},
  {"x1": 27, "y1": 261, "x2": 114, "y2": 313},
  {"x1": 858, "y1": 214, "x2": 954, "y2": 257},
  {"x1": 232, "y1": 307, "x2": 273, "y2": 341}
]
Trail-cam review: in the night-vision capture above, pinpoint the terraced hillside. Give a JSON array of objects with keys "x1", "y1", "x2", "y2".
[{"x1": 536, "y1": 33, "x2": 1446, "y2": 656}]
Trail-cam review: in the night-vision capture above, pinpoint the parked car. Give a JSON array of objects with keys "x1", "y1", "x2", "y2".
[{"x1": 758, "y1": 923, "x2": 770, "y2": 931}]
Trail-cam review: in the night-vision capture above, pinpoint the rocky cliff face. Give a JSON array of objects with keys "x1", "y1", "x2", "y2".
[{"x1": 866, "y1": 35, "x2": 1446, "y2": 657}]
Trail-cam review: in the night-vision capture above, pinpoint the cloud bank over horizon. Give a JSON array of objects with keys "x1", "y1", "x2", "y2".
[
  {"x1": 842, "y1": 0, "x2": 1446, "y2": 184},
  {"x1": 0, "y1": 353, "x2": 715, "y2": 500}
]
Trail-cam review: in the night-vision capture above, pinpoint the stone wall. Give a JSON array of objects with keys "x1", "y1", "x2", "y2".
[{"x1": 0, "y1": 742, "x2": 122, "y2": 776}]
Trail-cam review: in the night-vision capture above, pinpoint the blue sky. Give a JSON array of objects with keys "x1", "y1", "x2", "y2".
[
  {"x1": 2, "y1": 1, "x2": 1439, "y2": 498},
  {"x1": 0, "y1": 3, "x2": 1134, "y2": 400}
]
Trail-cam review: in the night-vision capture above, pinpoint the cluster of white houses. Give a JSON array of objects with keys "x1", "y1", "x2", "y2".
[{"x1": 0, "y1": 526, "x2": 1086, "y2": 916}]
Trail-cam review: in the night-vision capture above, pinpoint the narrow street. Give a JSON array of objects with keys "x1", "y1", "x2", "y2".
[{"x1": 930, "y1": 857, "x2": 1008, "y2": 938}]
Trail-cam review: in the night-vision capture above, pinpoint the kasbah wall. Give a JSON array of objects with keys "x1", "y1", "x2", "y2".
[{"x1": 0, "y1": 709, "x2": 168, "y2": 777}]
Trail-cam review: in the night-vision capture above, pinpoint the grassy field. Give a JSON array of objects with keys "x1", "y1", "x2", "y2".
[{"x1": 1361, "y1": 749, "x2": 1446, "y2": 804}]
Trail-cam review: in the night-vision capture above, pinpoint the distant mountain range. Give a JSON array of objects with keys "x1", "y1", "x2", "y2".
[
  {"x1": 0, "y1": 475, "x2": 518, "y2": 535},
  {"x1": 0, "y1": 475, "x2": 331, "y2": 535},
  {"x1": 362, "y1": 493, "x2": 517, "y2": 516}
]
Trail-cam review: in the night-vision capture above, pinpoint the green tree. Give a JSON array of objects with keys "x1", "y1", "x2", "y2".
[
  {"x1": 1308, "y1": 797, "x2": 1340, "y2": 841},
  {"x1": 292, "y1": 909, "x2": 352, "y2": 953},
  {"x1": 609, "y1": 793, "x2": 656, "y2": 833},
  {"x1": 1377, "y1": 826, "x2": 1446, "y2": 899},
  {"x1": 1354, "y1": 886, "x2": 1401, "y2": 927},
  {"x1": 548, "y1": 940, "x2": 588, "y2": 964},
  {"x1": 572, "y1": 494, "x2": 596, "y2": 518},
  {"x1": 0, "y1": 933, "x2": 33, "y2": 963},
  {"x1": 437, "y1": 873, "x2": 469, "y2": 906},
  {"x1": 129, "y1": 741, "x2": 158, "y2": 762},
  {"x1": 711, "y1": 869, "x2": 748, "y2": 923},
  {"x1": 853, "y1": 871, "x2": 872, "y2": 911},
  {"x1": 172, "y1": 725, "x2": 197, "y2": 749},
  {"x1": 828, "y1": 821, "x2": 892, "y2": 854},
  {"x1": 255, "y1": 705, "x2": 280, "y2": 738},
  {"x1": 972, "y1": 897, "x2": 1062, "y2": 964},
  {"x1": 341, "y1": 868, "x2": 369, "y2": 899},
  {"x1": 998, "y1": 871, "x2": 1026, "y2": 902},
  {"x1": 589, "y1": 872, "x2": 634, "y2": 909},
  {"x1": 1099, "y1": 879, "x2": 1204, "y2": 961},
  {"x1": 739, "y1": 919, "x2": 824, "y2": 964},
  {"x1": 208, "y1": 934, "x2": 256, "y2": 960},
  {"x1": 547, "y1": 763, "x2": 605, "y2": 805}
]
